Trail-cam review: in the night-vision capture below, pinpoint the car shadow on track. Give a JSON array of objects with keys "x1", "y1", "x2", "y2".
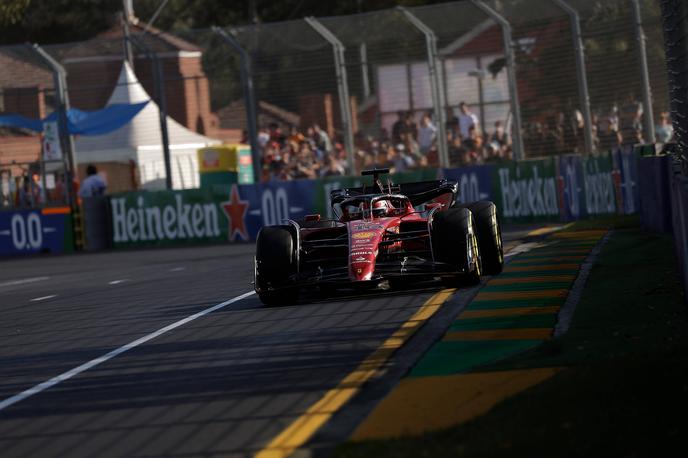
[{"x1": 290, "y1": 279, "x2": 448, "y2": 307}]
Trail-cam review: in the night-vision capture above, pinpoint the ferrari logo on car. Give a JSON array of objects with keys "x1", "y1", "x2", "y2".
[{"x1": 352, "y1": 231, "x2": 376, "y2": 239}]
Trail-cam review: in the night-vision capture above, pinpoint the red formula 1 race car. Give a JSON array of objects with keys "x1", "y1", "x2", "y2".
[{"x1": 254, "y1": 169, "x2": 503, "y2": 305}]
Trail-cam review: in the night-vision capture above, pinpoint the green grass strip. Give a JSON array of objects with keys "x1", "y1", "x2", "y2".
[
  {"x1": 509, "y1": 259, "x2": 583, "y2": 266},
  {"x1": 408, "y1": 340, "x2": 543, "y2": 378},
  {"x1": 450, "y1": 314, "x2": 557, "y2": 331},
  {"x1": 469, "y1": 297, "x2": 565, "y2": 309},
  {"x1": 498, "y1": 269, "x2": 579, "y2": 278},
  {"x1": 480, "y1": 282, "x2": 573, "y2": 292}
]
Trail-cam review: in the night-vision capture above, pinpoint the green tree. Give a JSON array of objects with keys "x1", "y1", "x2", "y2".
[
  {"x1": 0, "y1": 0, "x2": 30, "y2": 26},
  {"x1": 0, "y1": 0, "x2": 122, "y2": 45},
  {"x1": 0, "y1": 0, "x2": 450, "y2": 45}
]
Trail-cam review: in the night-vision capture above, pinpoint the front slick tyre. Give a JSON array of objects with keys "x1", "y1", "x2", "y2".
[
  {"x1": 255, "y1": 226, "x2": 299, "y2": 306},
  {"x1": 462, "y1": 201, "x2": 503, "y2": 275},
  {"x1": 432, "y1": 208, "x2": 481, "y2": 288}
]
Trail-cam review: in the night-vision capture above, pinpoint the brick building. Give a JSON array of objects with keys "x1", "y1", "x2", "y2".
[
  {"x1": 0, "y1": 48, "x2": 53, "y2": 165},
  {"x1": 54, "y1": 19, "x2": 237, "y2": 142}
]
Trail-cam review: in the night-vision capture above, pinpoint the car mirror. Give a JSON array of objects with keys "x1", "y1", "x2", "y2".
[{"x1": 425, "y1": 202, "x2": 442, "y2": 212}]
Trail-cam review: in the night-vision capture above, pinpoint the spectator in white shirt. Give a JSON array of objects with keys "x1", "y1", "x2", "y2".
[
  {"x1": 79, "y1": 165, "x2": 106, "y2": 198},
  {"x1": 418, "y1": 113, "x2": 437, "y2": 154},
  {"x1": 458, "y1": 102, "x2": 480, "y2": 139},
  {"x1": 257, "y1": 128, "x2": 270, "y2": 148}
]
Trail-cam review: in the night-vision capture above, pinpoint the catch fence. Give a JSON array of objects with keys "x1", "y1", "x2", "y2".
[{"x1": 0, "y1": 0, "x2": 671, "y2": 209}]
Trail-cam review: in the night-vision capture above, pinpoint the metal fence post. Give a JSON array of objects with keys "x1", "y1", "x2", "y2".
[
  {"x1": 631, "y1": 0, "x2": 656, "y2": 143},
  {"x1": 121, "y1": 13, "x2": 135, "y2": 69},
  {"x1": 128, "y1": 35, "x2": 173, "y2": 190},
  {"x1": 213, "y1": 26, "x2": 262, "y2": 184},
  {"x1": 304, "y1": 17, "x2": 356, "y2": 173},
  {"x1": 360, "y1": 42, "x2": 371, "y2": 99},
  {"x1": 470, "y1": 0, "x2": 525, "y2": 160},
  {"x1": 553, "y1": 0, "x2": 595, "y2": 154},
  {"x1": 32, "y1": 43, "x2": 77, "y2": 206},
  {"x1": 398, "y1": 7, "x2": 449, "y2": 168}
]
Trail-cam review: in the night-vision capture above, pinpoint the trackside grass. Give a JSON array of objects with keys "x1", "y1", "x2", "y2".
[{"x1": 334, "y1": 220, "x2": 688, "y2": 457}]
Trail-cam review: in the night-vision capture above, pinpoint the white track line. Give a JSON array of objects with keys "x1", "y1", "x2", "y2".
[
  {"x1": 504, "y1": 242, "x2": 544, "y2": 259},
  {"x1": 0, "y1": 277, "x2": 50, "y2": 288},
  {"x1": 29, "y1": 295, "x2": 57, "y2": 302},
  {"x1": 0, "y1": 290, "x2": 255, "y2": 412}
]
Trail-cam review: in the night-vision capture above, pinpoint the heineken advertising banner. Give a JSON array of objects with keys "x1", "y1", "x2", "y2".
[
  {"x1": 558, "y1": 154, "x2": 584, "y2": 221},
  {"x1": 107, "y1": 152, "x2": 640, "y2": 249},
  {"x1": 581, "y1": 151, "x2": 618, "y2": 216},
  {"x1": 612, "y1": 146, "x2": 640, "y2": 215},
  {"x1": 492, "y1": 157, "x2": 561, "y2": 222},
  {"x1": 110, "y1": 180, "x2": 315, "y2": 248}
]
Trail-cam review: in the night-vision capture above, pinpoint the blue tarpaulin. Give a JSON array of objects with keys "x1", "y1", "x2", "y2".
[
  {"x1": 0, "y1": 113, "x2": 43, "y2": 131},
  {"x1": 0, "y1": 101, "x2": 148, "y2": 135}
]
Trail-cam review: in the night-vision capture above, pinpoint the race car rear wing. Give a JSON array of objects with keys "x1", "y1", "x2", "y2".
[
  {"x1": 331, "y1": 179, "x2": 458, "y2": 207},
  {"x1": 400, "y1": 180, "x2": 458, "y2": 206}
]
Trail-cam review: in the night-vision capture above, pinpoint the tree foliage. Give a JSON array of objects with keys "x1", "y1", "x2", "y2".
[
  {"x1": 0, "y1": 0, "x2": 30, "y2": 26},
  {"x1": 1, "y1": 0, "x2": 122, "y2": 44},
  {"x1": 0, "y1": 0, "x2": 447, "y2": 45}
]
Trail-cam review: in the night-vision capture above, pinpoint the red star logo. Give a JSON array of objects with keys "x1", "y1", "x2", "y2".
[{"x1": 221, "y1": 184, "x2": 249, "y2": 241}]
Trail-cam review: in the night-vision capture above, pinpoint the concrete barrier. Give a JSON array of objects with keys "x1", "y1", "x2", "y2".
[
  {"x1": 638, "y1": 155, "x2": 673, "y2": 233},
  {"x1": 82, "y1": 196, "x2": 112, "y2": 251},
  {"x1": 669, "y1": 168, "x2": 688, "y2": 301}
]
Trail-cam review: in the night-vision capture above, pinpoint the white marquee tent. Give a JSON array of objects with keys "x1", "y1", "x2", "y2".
[{"x1": 74, "y1": 61, "x2": 219, "y2": 190}]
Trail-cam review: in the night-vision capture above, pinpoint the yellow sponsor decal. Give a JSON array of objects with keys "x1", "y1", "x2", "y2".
[{"x1": 352, "y1": 231, "x2": 376, "y2": 239}]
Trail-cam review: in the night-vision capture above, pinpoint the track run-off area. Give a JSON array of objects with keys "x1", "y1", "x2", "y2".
[{"x1": 0, "y1": 224, "x2": 573, "y2": 458}]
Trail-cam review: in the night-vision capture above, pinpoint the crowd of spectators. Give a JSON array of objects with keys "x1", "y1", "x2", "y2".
[
  {"x1": 256, "y1": 101, "x2": 513, "y2": 182},
  {"x1": 1, "y1": 164, "x2": 103, "y2": 209},
  {"x1": 523, "y1": 97, "x2": 675, "y2": 157},
  {"x1": 255, "y1": 97, "x2": 675, "y2": 182},
  {"x1": 256, "y1": 124, "x2": 349, "y2": 181}
]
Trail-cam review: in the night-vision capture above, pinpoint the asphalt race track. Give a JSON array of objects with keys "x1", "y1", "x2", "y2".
[{"x1": 0, "y1": 225, "x2": 544, "y2": 458}]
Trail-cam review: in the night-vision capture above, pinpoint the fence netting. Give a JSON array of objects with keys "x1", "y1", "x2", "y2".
[{"x1": 0, "y1": 0, "x2": 673, "y2": 205}]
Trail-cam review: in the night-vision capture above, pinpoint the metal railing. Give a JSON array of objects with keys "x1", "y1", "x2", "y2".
[{"x1": 0, "y1": 161, "x2": 70, "y2": 210}]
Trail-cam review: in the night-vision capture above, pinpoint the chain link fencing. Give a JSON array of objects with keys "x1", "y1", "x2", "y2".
[
  {"x1": 0, "y1": 0, "x2": 672, "y2": 201},
  {"x1": 660, "y1": 0, "x2": 688, "y2": 167}
]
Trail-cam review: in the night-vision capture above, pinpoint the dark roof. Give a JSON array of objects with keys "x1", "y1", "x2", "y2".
[
  {"x1": 0, "y1": 46, "x2": 52, "y2": 89},
  {"x1": 99, "y1": 21, "x2": 201, "y2": 53},
  {"x1": 45, "y1": 19, "x2": 201, "y2": 63},
  {"x1": 216, "y1": 100, "x2": 301, "y2": 130}
]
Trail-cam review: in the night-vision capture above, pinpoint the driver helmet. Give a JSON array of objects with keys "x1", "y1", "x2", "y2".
[{"x1": 373, "y1": 199, "x2": 394, "y2": 217}]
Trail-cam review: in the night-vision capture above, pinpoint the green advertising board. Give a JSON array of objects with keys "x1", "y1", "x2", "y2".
[
  {"x1": 492, "y1": 157, "x2": 560, "y2": 223},
  {"x1": 110, "y1": 188, "x2": 230, "y2": 249}
]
